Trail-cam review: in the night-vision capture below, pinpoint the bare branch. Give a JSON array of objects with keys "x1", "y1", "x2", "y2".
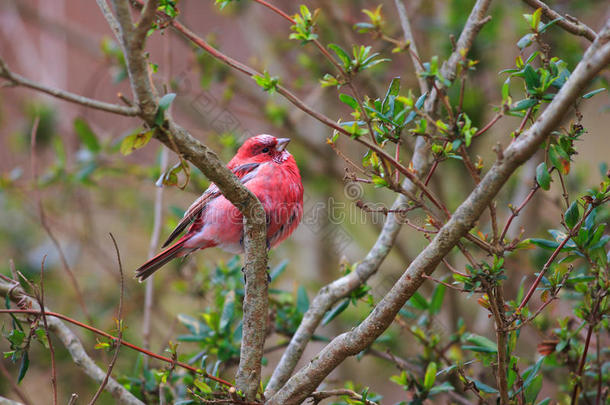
[
  {"x1": 522, "y1": 0, "x2": 596, "y2": 42},
  {"x1": 0, "y1": 57, "x2": 139, "y2": 116},
  {"x1": 268, "y1": 19, "x2": 610, "y2": 405}
]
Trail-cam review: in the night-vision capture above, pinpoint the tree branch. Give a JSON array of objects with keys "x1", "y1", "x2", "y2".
[
  {"x1": 0, "y1": 57, "x2": 139, "y2": 116},
  {"x1": 521, "y1": 0, "x2": 596, "y2": 42},
  {"x1": 265, "y1": 0, "x2": 493, "y2": 395},
  {"x1": 106, "y1": 1, "x2": 268, "y2": 398},
  {"x1": 267, "y1": 19, "x2": 610, "y2": 405}
]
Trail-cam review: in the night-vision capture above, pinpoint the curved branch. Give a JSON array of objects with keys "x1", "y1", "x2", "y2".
[
  {"x1": 0, "y1": 57, "x2": 139, "y2": 116},
  {"x1": 521, "y1": 0, "x2": 596, "y2": 42},
  {"x1": 267, "y1": 19, "x2": 610, "y2": 405}
]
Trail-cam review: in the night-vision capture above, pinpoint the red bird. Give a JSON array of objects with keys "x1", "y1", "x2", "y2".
[{"x1": 135, "y1": 134, "x2": 303, "y2": 281}]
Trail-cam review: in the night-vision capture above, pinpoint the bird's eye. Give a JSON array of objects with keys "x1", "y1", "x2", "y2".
[{"x1": 261, "y1": 147, "x2": 270, "y2": 153}]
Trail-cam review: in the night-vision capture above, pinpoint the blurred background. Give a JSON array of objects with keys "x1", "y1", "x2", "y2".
[{"x1": 0, "y1": 0, "x2": 608, "y2": 403}]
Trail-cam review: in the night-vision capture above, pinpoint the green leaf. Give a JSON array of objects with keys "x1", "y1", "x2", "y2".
[
  {"x1": 531, "y1": 8, "x2": 542, "y2": 30},
  {"x1": 155, "y1": 93, "x2": 176, "y2": 125},
  {"x1": 517, "y1": 33, "x2": 534, "y2": 50},
  {"x1": 564, "y1": 200, "x2": 580, "y2": 229},
  {"x1": 429, "y1": 382, "x2": 455, "y2": 395},
  {"x1": 18, "y1": 351, "x2": 29, "y2": 383},
  {"x1": 296, "y1": 286, "x2": 309, "y2": 314},
  {"x1": 525, "y1": 375, "x2": 543, "y2": 403},
  {"x1": 539, "y1": 17, "x2": 564, "y2": 33},
  {"x1": 523, "y1": 65, "x2": 540, "y2": 92},
  {"x1": 219, "y1": 290, "x2": 235, "y2": 331},
  {"x1": 407, "y1": 291, "x2": 428, "y2": 310},
  {"x1": 423, "y1": 362, "x2": 437, "y2": 390},
  {"x1": 463, "y1": 333, "x2": 497, "y2": 353},
  {"x1": 429, "y1": 283, "x2": 446, "y2": 315},
  {"x1": 511, "y1": 98, "x2": 537, "y2": 111},
  {"x1": 549, "y1": 143, "x2": 570, "y2": 174},
  {"x1": 328, "y1": 44, "x2": 351, "y2": 68},
  {"x1": 74, "y1": 118, "x2": 101, "y2": 152},
  {"x1": 474, "y1": 379, "x2": 498, "y2": 394},
  {"x1": 322, "y1": 298, "x2": 349, "y2": 325},
  {"x1": 339, "y1": 93, "x2": 359, "y2": 110},
  {"x1": 120, "y1": 130, "x2": 153, "y2": 155},
  {"x1": 536, "y1": 162, "x2": 551, "y2": 190},
  {"x1": 582, "y1": 88, "x2": 606, "y2": 99}
]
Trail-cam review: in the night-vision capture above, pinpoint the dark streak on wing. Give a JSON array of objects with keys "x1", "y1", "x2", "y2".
[{"x1": 161, "y1": 162, "x2": 261, "y2": 248}]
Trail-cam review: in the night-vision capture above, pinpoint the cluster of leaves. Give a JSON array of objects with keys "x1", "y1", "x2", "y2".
[{"x1": 289, "y1": 5, "x2": 319, "y2": 43}]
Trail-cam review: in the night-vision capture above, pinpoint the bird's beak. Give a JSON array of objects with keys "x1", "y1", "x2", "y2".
[{"x1": 276, "y1": 138, "x2": 291, "y2": 152}]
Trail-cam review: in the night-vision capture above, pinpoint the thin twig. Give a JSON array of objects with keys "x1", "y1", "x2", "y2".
[
  {"x1": 38, "y1": 256, "x2": 58, "y2": 405},
  {"x1": 87, "y1": 234, "x2": 125, "y2": 405}
]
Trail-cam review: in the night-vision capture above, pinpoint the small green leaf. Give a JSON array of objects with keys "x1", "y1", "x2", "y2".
[
  {"x1": 155, "y1": 93, "x2": 176, "y2": 126},
  {"x1": 429, "y1": 283, "x2": 446, "y2": 315},
  {"x1": 564, "y1": 200, "x2": 580, "y2": 228},
  {"x1": 423, "y1": 362, "x2": 437, "y2": 390},
  {"x1": 511, "y1": 98, "x2": 537, "y2": 111},
  {"x1": 407, "y1": 291, "x2": 429, "y2": 310},
  {"x1": 74, "y1": 118, "x2": 101, "y2": 152},
  {"x1": 328, "y1": 44, "x2": 351, "y2": 68},
  {"x1": 474, "y1": 379, "x2": 498, "y2": 394},
  {"x1": 517, "y1": 33, "x2": 534, "y2": 50},
  {"x1": 531, "y1": 8, "x2": 542, "y2": 30},
  {"x1": 582, "y1": 88, "x2": 606, "y2": 99},
  {"x1": 18, "y1": 352, "x2": 29, "y2": 383},
  {"x1": 322, "y1": 298, "x2": 349, "y2": 325},
  {"x1": 339, "y1": 93, "x2": 359, "y2": 110},
  {"x1": 296, "y1": 286, "x2": 309, "y2": 314},
  {"x1": 523, "y1": 65, "x2": 540, "y2": 92},
  {"x1": 536, "y1": 162, "x2": 551, "y2": 190},
  {"x1": 525, "y1": 375, "x2": 543, "y2": 403},
  {"x1": 219, "y1": 290, "x2": 235, "y2": 331}
]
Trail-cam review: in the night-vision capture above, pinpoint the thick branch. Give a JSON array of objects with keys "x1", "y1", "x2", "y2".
[
  {"x1": 0, "y1": 57, "x2": 139, "y2": 116},
  {"x1": 268, "y1": 19, "x2": 610, "y2": 405},
  {"x1": 265, "y1": 0, "x2": 493, "y2": 395},
  {"x1": 0, "y1": 279, "x2": 143, "y2": 405},
  {"x1": 106, "y1": 1, "x2": 268, "y2": 398},
  {"x1": 522, "y1": 0, "x2": 596, "y2": 42}
]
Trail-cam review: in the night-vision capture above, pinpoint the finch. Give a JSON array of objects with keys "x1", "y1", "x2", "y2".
[{"x1": 135, "y1": 134, "x2": 303, "y2": 281}]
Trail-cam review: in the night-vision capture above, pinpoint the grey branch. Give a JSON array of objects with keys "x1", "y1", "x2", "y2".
[
  {"x1": 0, "y1": 279, "x2": 144, "y2": 405},
  {"x1": 267, "y1": 19, "x2": 610, "y2": 405},
  {"x1": 105, "y1": 1, "x2": 268, "y2": 399},
  {"x1": 0, "y1": 57, "x2": 139, "y2": 116},
  {"x1": 522, "y1": 0, "x2": 596, "y2": 42},
  {"x1": 264, "y1": 0, "x2": 493, "y2": 396}
]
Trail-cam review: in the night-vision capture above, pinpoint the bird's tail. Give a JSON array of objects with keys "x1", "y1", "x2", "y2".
[{"x1": 135, "y1": 238, "x2": 188, "y2": 282}]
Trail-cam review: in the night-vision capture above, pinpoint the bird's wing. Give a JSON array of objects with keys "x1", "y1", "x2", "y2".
[{"x1": 161, "y1": 162, "x2": 261, "y2": 247}]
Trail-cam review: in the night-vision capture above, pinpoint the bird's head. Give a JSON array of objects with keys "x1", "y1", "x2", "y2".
[{"x1": 233, "y1": 134, "x2": 292, "y2": 164}]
